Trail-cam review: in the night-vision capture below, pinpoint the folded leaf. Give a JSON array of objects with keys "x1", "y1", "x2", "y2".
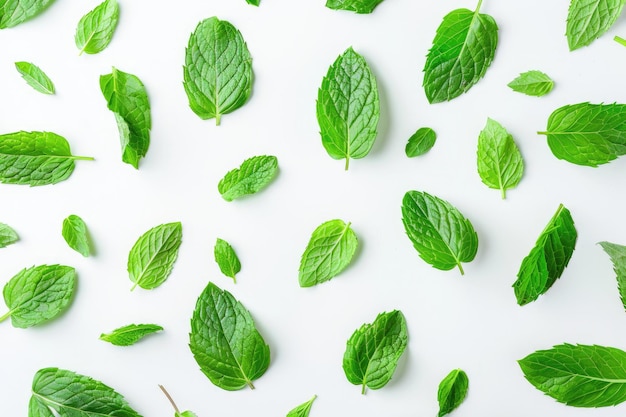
[
  {"x1": 598, "y1": 241, "x2": 626, "y2": 311},
  {"x1": 437, "y1": 369, "x2": 469, "y2": 417},
  {"x1": 405, "y1": 127, "x2": 437, "y2": 158},
  {"x1": 0, "y1": 222, "x2": 19, "y2": 248},
  {"x1": 15, "y1": 62, "x2": 55, "y2": 95},
  {"x1": 62, "y1": 214, "x2": 91, "y2": 257},
  {"x1": 287, "y1": 395, "x2": 317, "y2": 417},
  {"x1": 214, "y1": 238, "x2": 241, "y2": 282},
  {"x1": 0, "y1": 0, "x2": 56, "y2": 29},
  {"x1": 507, "y1": 70, "x2": 554, "y2": 97},
  {"x1": 566, "y1": 0, "x2": 625, "y2": 51},
  {"x1": 75, "y1": 0, "x2": 119, "y2": 55},
  {"x1": 218, "y1": 155, "x2": 278, "y2": 201},
  {"x1": 325, "y1": 0, "x2": 385, "y2": 13},
  {"x1": 100, "y1": 323, "x2": 163, "y2": 346}
]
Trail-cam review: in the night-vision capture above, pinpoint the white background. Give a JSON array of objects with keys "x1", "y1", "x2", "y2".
[{"x1": 1, "y1": 0, "x2": 626, "y2": 416}]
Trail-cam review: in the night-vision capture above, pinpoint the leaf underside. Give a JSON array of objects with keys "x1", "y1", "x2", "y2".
[
  {"x1": 598, "y1": 241, "x2": 626, "y2": 311},
  {"x1": 100, "y1": 323, "x2": 163, "y2": 346},
  {"x1": 0, "y1": 222, "x2": 19, "y2": 248},
  {"x1": 507, "y1": 70, "x2": 554, "y2": 97},
  {"x1": 15, "y1": 62, "x2": 55, "y2": 94}
]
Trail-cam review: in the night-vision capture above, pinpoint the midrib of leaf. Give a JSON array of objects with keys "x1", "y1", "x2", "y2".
[
  {"x1": 359, "y1": 318, "x2": 396, "y2": 395},
  {"x1": 310, "y1": 222, "x2": 352, "y2": 278},
  {"x1": 533, "y1": 361, "x2": 626, "y2": 385},
  {"x1": 212, "y1": 27, "x2": 222, "y2": 126},
  {"x1": 447, "y1": 0, "x2": 484, "y2": 84},
  {"x1": 493, "y1": 144, "x2": 506, "y2": 199},
  {"x1": 79, "y1": 29, "x2": 97, "y2": 55},
  {"x1": 0, "y1": 153, "x2": 94, "y2": 161},
  {"x1": 31, "y1": 392, "x2": 117, "y2": 417},
  {"x1": 22, "y1": 73, "x2": 53, "y2": 94}
]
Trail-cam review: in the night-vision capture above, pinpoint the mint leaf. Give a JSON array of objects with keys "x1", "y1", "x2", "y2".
[
  {"x1": 62, "y1": 214, "x2": 91, "y2": 257},
  {"x1": 539, "y1": 102, "x2": 626, "y2": 167},
  {"x1": 75, "y1": 0, "x2": 119, "y2": 55},
  {"x1": 507, "y1": 70, "x2": 554, "y2": 97},
  {"x1": 189, "y1": 282, "x2": 270, "y2": 390},
  {"x1": 128, "y1": 222, "x2": 182, "y2": 291},
  {"x1": 0, "y1": 131, "x2": 93, "y2": 186},
  {"x1": 401, "y1": 191, "x2": 478, "y2": 274},
  {"x1": 477, "y1": 118, "x2": 524, "y2": 199},
  {"x1": 287, "y1": 395, "x2": 317, "y2": 417},
  {"x1": 100, "y1": 67, "x2": 151, "y2": 169},
  {"x1": 0, "y1": 265, "x2": 76, "y2": 328},
  {"x1": 218, "y1": 155, "x2": 278, "y2": 201},
  {"x1": 325, "y1": 0, "x2": 385, "y2": 13},
  {"x1": 513, "y1": 204, "x2": 577, "y2": 306},
  {"x1": 343, "y1": 310, "x2": 408, "y2": 394},
  {"x1": 29, "y1": 396, "x2": 54, "y2": 417},
  {"x1": 437, "y1": 369, "x2": 469, "y2": 417},
  {"x1": 159, "y1": 385, "x2": 197, "y2": 417},
  {"x1": 423, "y1": 0, "x2": 498, "y2": 104},
  {"x1": 519, "y1": 344, "x2": 626, "y2": 407},
  {"x1": 0, "y1": 0, "x2": 55, "y2": 29},
  {"x1": 566, "y1": 0, "x2": 626, "y2": 50},
  {"x1": 405, "y1": 127, "x2": 436, "y2": 158},
  {"x1": 317, "y1": 47, "x2": 379, "y2": 170},
  {"x1": 246, "y1": 0, "x2": 260, "y2": 5},
  {"x1": 15, "y1": 62, "x2": 55, "y2": 95},
  {"x1": 99, "y1": 323, "x2": 163, "y2": 346},
  {"x1": 183, "y1": 17, "x2": 252, "y2": 125},
  {"x1": 214, "y1": 238, "x2": 241, "y2": 283},
  {"x1": 298, "y1": 219, "x2": 358, "y2": 287},
  {"x1": 598, "y1": 241, "x2": 626, "y2": 311},
  {"x1": 0, "y1": 222, "x2": 19, "y2": 248},
  {"x1": 30, "y1": 367, "x2": 142, "y2": 416}
]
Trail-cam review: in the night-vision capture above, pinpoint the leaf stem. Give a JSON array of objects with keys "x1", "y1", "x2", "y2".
[
  {"x1": 159, "y1": 385, "x2": 180, "y2": 414},
  {"x1": 130, "y1": 281, "x2": 138, "y2": 292},
  {"x1": 457, "y1": 262, "x2": 465, "y2": 276},
  {"x1": 0, "y1": 310, "x2": 12, "y2": 323},
  {"x1": 501, "y1": 187, "x2": 506, "y2": 200},
  {"x1": 361, "y1": 384, "x2": 367, "y2": 395},
  {"x1": 215, "y1": 113, "x2": 221, "y2": 126},
  {"x1": 615, "y1": 36, "x2": 626, "y2": 47},
  {"x1": 73, "y1": 156, "x2": 95, "y2": 161},
  {"x1": 247, "y1": 380, "x2": 256, "y2": 390},
  {"x1": 475, "y1": 0, "x2": 483, "y2": 13},
  {"x1": 344, "y1": 157, "x2": 350, "y2": 171},
  {"x1": 536, "y1": 131, "x2": 548, "y2": 135}
]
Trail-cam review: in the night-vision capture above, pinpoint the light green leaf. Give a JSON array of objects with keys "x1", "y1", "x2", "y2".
[
  {"x1": 0, "y1": 265, "x2": 76, "y2": 328},
  {"x1": 62, "y1": 214, "x2": 91, "y2": 257},
  {"x1": 287, "y1": 395, "x2": 317, "y2": 417},
  {"x1": 183, "y1": 17, "x2": 252, "y2": 125},
  {"x1": 343, "y1": 310, "x2": 408, "y2": 394},
  {"x1": 75, "y1": 0, "x2": 119, "y2": 55},
  {"x1": 214, "y1": 238, "x2": 241, "y2": 282},
  {"x1": 218, "y1": 155, "x2": 278, "y2": 201},
  {"x1": 0, "y1": 0, "x2": 55, "y2": 29},
  {"x1": 423, "y1": 0, "x2": 498, "y2": 103},
  {"x1": 405, "y1": 127, "x2": 436, "y2": 158},
  {"x1": 0, "y1": 131, "x2": 93, "y2": 186},
  {"x1": 507, "y1": 70, "x2": 554, "y2": 97},
  {"x1": 401, "y1": 191, "x2": 478, "y2": 274},
  {"x1": 99, "y1": 323, "x2": 163, "y2": 346},
  {"x1": 566, "y1": 0, "x2": 626, "y2": 51},
  {"x1": 189, "y1": 282, "x2": 270, "y2": 391},
  {"x1": 539, "y1": 102, "x2": 626, "y2": 167},
  {"x1": 513, "y1": 204, "x2": 577, "y2": 306},
  {"x1": 325, "y1": 0, "x2": 385, "y2": 13},
  {"x1": 178, "y1": 412, "x2": 197, "y2": 417},
  {"x1": 0, "y1": 222, "x2": 19, "y2": 248},
  {"x1": 298, "y1": 219, "x2": 358, "y2": 287},
  {"x1": 246, "y1": 0, "x2": 260, "y2": 5},
  {"x1": 519, "y1": 344, "x2": 626, "y2": 407},
  {"x1": 437, "y1": 369, "x2": 469, "y2": 417},
  {"x1": 100, "y1": 67, "x2": 151, "y2": 169},
  {"x1": 128, "y1": 222, "x2": 182, "y2": 291},
  {"x1": 15, "y1": 62, "x2": 55, "y2": 95},
  {"x1": 317, "y1": 47, "x2": 379, "y2": 170},
  {"x1": 28, "y1": 396, "x2": 54, "y2": 417},
  {"x1": 477, "y1": 118, "x2": 524, "y2": 199},
  {"x1": 598, "y1": 241, "x2": 626, "y2": 311},
  {"x1": 30, "y1": 367, "x2": 142, "y2": 416}
]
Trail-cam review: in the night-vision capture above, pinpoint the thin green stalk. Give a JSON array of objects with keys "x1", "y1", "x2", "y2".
[
  {"x1": 0, "y1": 310, "x2": 12, "y2": 323},
  {"x1": 615, "y1": 36, "x2": 626, "y2": 47}
]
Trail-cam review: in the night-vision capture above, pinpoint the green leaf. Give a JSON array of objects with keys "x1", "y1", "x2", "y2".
[
  {"x1": 316, "y1": 47, "x2": 379, "y2": 170},
  {"x1": 15, "y1": 62, "x2": 55, "y2": 95},
  {"x1": 218, "y1": 155, "x2": 278, "y2": 201},
  {"x1": 183, "y1": 17, "x2": 252, "y2": 125},
  {"x1": 519, "y1": 344, "x2": 626, "y2": 407},
  {"x1": 100, "y1": 67, "x2": 151, "y2": 169},
  {"x1": 405, "y1": 127, "x2": 437, "y2": 158},
  {"x1": 513, "y1": 204, "x2": 577, "y2": 306},
  {"x1": 598, "y1": 241, "x2": 626, "y2": 311},
  {"x1": 0, "y1": 131, "x2": 93, "y2": 186},
  {"x1": 298, "y1": 219, "x2": 358, "y2": 287},
  {"x1": 0, "y1": 265, "x2": 76, "y2": 328},
  {"x1": 476, "y1": 118, "x2": 524, "y2": 199},
  {"x1": 29, "y1": 396, "x2": 54, "y2": 417},
  {"x1": 507, "y1": 70, "x2": 554, "y2": 97},
  {"x1": 401, "y1": 191, "x2": 478, "y2": 275},
  {"x1": 62, "y1": 214, "x2": 91, "y2": 257},
  {"x1": 246, "y1": 0, "x2": 260, "y2": 5},
  {"x1": 0, "y1": 0, "x2": 55, "y2": 29},
  {"x1": 99, "y1": 323, "x2": 163, "y2": 346},
  {"x1": 437, "y1": 369, "x2": 469, "y2": 417},
  {"x1": 343, "y1": 310, "x2": 408, "y2": 394},
  {"x1": 189, "y1": 282, "x2": 270, "y2": 391},
  {"x1": 538, "y1": 102, "x2": 626, "y2": 167},
  {"x1": 178, "y1": 412, "x2": 197, "y2": 417},
  {"x1": 214, "y1": 238, "x2": 241, "y2": 283},
  {"x1": 423, "y1": 0, "x2": 498, "y2": 104},
  {"x1": 325, "y1": 0, "x2": 385, "y2": 14},
  {"x1": 128, "y1": 222, "x2": 183, "y2": 291},
  {"x1": 0, "y1": 222, "x2": 19, "y2": 248},
  {"x1": 30, "y1": 367, "x2": 142, "y2": 416},
  {"x1": 287, "y1": 395, "x2": 317, "y2": 417},
  {"x1": 566, "y1": 0, "x2": 626, "y2": 51},
  {"x1": 75, "y1": 0, "x2": 119, "y2": 55}
]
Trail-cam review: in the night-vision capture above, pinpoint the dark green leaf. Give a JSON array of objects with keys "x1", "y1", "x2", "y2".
[
  {"x1": 62, "y1": 214, "x2": 91, "y2": 257},
  {"x1": 598, "y1": 241, "x2": 626, "y2": 311},
  {"x1": 15, "y1": 62, "x2": 55, "y2": 95},
  {"x1": 0, "y1": 0, "x2": 55, "y2": 29},
  {"x1": 513, "y1": 204, "x2": 577, "y2": 306},
  {"x1": 0, "y1": 222, "x2": 19, "y2": 248},
  {"x1": 325, "y1": 0, "x2": 385, "y2": 14},
  {"x1": 317, "y1": 47, "x2": 379, "y2": 170},
  {"x1": 246, "y1": 0, "x2": 260, "y2": 5},
  {"x1": 519, "y1": 344, "x2": 626, "y2": 407},
  {"x1": 566, "y1": 0, "x2": 625, "y2": 50},
  {"x1": 189, "y1": 282, "x2": 270, "y2": 390},
  {"x1": 99, "y1": 323, "x2": 163, "y2": 346},
  {"x1": 214, "y1": 238, "x2": 241, "y2": 282},
  {"x1": 218, "y1": 155, "x2": 278, "y2": 201},
  {"x1": 405, "y1": 127, "x2": 436, "y2": 157},
  {"x1": 343, "y1": 310, "x2": 408, "y2": 394},
  {"x1": 75, "y1": 0, "x2": 119, "y2": 55},
  {"x1": 437, "y1": 369, "x2": 469, "y2": 417},
  {"x1": 183, "y1": 17, "x2": 252, "y2": 125},
  {"x1": 507, "y1": 70, "x2": 554, "y2": 97},
  {"x1": 287, "y1": 395, "x2": 317, "y2": 417}
]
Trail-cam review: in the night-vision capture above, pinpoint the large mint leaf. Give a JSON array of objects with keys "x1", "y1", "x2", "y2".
[
  {"x1": 0, "y1": 0, "x2": 56, "y2": 29},
  {"x1": 566, "y1": 0, "x2": 626, "y2": 50}
]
